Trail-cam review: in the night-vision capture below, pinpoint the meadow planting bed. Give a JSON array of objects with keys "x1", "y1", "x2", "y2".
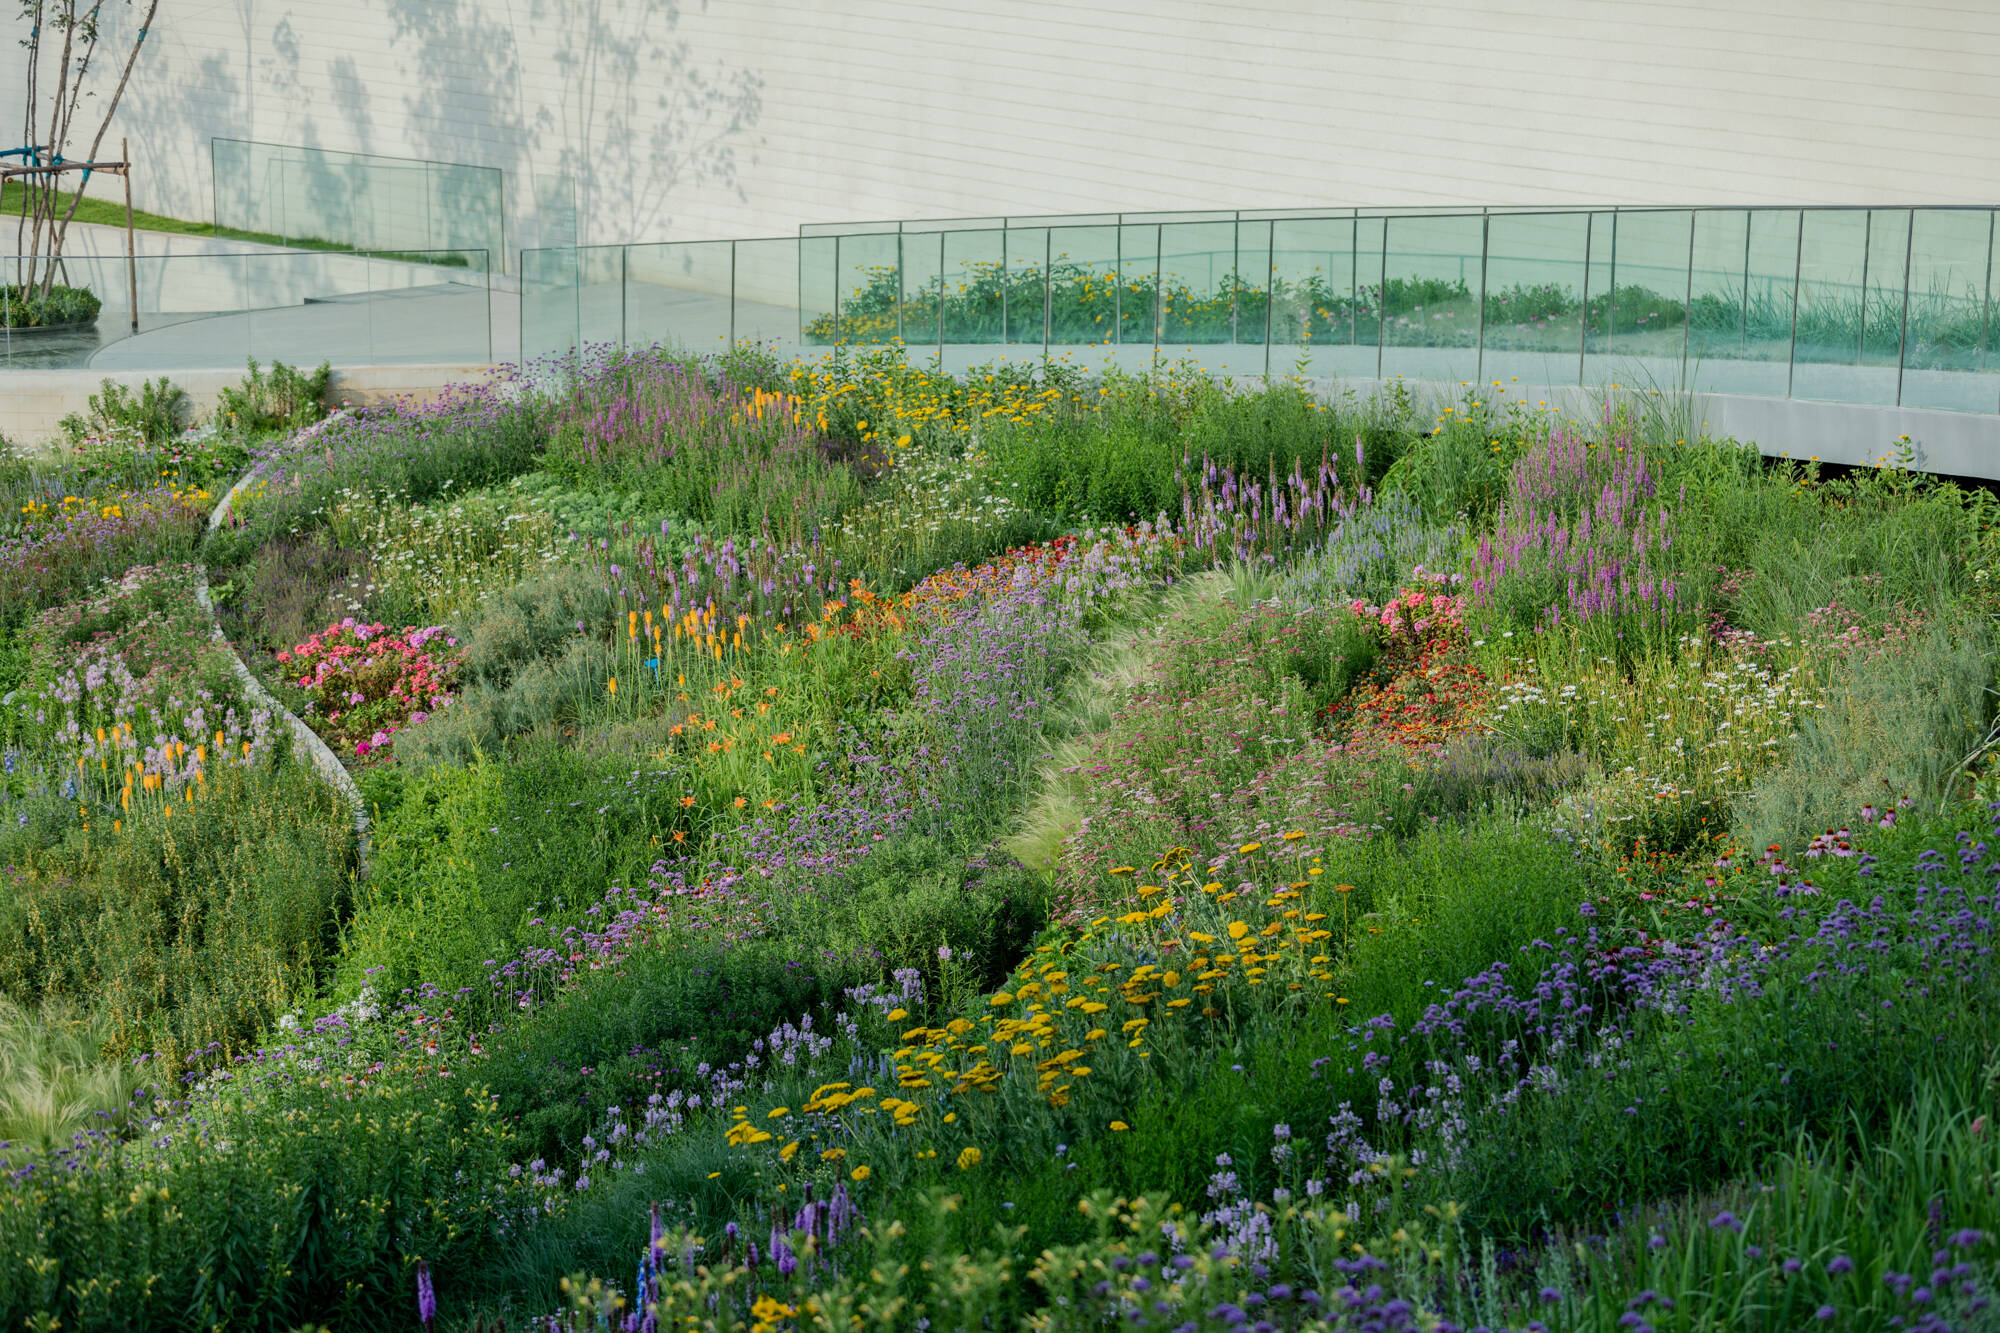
[{"x1": 0, "y1": 345, "x2": 1997, "y2": 1331}]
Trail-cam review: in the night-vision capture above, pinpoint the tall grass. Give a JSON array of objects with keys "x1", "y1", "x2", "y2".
[{"x1": 0, "y1": 1003, "x2": 139, "y2": 1151}]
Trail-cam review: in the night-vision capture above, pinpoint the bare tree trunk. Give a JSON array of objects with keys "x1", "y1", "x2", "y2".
[
  {"x1": 15, "y1": 0, "x2": 48, "y2": 289},
  {"x1": 11, "y1": 0, "x2": 157, "y2": 302},
  {"x1": 42, "y1": 0, "x2": 152, "y2": 299}
]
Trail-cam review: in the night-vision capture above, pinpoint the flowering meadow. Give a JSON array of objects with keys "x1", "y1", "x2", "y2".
[{"x1": 0, "y1": 344, "x2": 1997, "y2": 1331}]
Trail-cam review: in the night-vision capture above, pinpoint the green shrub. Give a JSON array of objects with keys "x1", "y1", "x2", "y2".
[
  {"x1": 0, "y1": 283, "x2": 99, "y2": 329},
  {"x1": 477, "y1": 936, "x2": 879, "y2": 1167},
  {"x1": 214, "y1": 357, "x2": 333, "y2": 435},
  {"x1": 335, "y1": 746, "x2": 682, "y2": 1009},
  {"x1": 0, "y1": 758, "x2": 356, "y2": 1066},
  {"x1": 59, "y1": 376, "x2": 187, "y2": 445},
  {"x1": 0, "y1": 1070, "x2": 520, "y2": 1331}
]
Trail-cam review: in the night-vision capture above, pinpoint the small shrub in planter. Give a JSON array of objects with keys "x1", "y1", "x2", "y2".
[{"x1": 0, "y1": 282, "x2": 101, "y2": 329}]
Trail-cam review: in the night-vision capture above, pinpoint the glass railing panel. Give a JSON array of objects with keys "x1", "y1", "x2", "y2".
[
  {"x1": 1046, "y1": 224, "x2": 1126, "y2": 373},
  {"x1": 1116, "y1": 222, "x2": 1162, "y2": 350},
  {"x1": 1003, "y1": 226, "x2": 1050, "y2": 349},
  {"x1": 518, "y1": 173, "x2": 580, "y2": 367},
  {"x1": 211, "y1": 138, "x2": 506, "y2": 269},
  {"x1": 1379, "y1": 212, "x2": 1483, "y2": 384},
  {"x1": 1479, "y1": 210, "x2": 1589, "y2": 390},
  {"x1": 1864, "y1": 210, "x2": 1914, "y2": 381},
  {"x1": 222, "y1": 249, "x2": 491, "y2": 369},
  {"x1": 940, "y1": 228, "x2": 1005, "y2": 371},
  {"x1": 1158, "y1": 220, "x2": 1239, "y2": 349},
  {"x1": 572, "y1": 245, "x2": 623, "y2": 349},
  {"x1": 732, "y1": 237, "x2": 806, "y2": 358},
  {"x1": 519, "y1": 246, "x2": 580, "y2": 367},
  {"x1": 1582, "y1": 209, "x2": 1694, "y2": 394},
  {"x1": 1900, "y1": 209, "x2": 1996, "y2": 414},
  {"x1": 1687, "y1": 209, "x2": 1797, "y2": 398},
  {"x1": 349, "y1": 248, "x2": 493, "y2": 365},
  {"x1": 429, "y1": 162, "x2": 507, "y2": 272},
  {"x1": 799, "y1": 235, "x2": 838, "y2": 349},
  {"x1": 349, "y1": 160, "x2": 431, "y2": 256},
  {"x1": 829, "y1": 230, "x2": 902, "y2": 347},
  {"x1": 623, "y1": 240, "x2": 734, "y2": 353},
  {"x1": 899, "y1": 230, "x2": 946, "y2": 358},
  {"x1": 1270, "y1": 214, "x2": 1380, "y2": 380},
  {"x1": 1230, "y1": 218, "x2": 1274, "y2": 378},
  {"x1": 1, "y1": 253, "x2": 248, "y2": 370},
  {"x1": 1792, "y1": 209, "x2": 1901, "y2": 406}
]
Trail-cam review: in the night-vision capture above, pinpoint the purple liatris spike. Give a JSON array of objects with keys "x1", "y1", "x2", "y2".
[
  {"x1": 415, "y1": 1260, "x2": 436, "y2": 1329},
  {"x1": 650, "y1": 1201, "x2": 665, "y2": 1263}
]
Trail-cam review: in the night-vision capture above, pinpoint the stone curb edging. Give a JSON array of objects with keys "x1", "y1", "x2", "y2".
[{"x1": 195, "y1": 411, "x2": 372, "y2": 875}]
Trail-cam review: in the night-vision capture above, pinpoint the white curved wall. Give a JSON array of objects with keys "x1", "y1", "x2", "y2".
[{"x1": 3, "y1": 1, "x2": 1997, "y2": 257}]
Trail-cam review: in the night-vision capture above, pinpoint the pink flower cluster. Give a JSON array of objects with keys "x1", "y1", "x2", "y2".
[
  {"x1": 279, "y1": 618, "x2": 461, "y2": 759},
  {"x1": 1348, "y1": 576, "x2": 1466, "y2": 646}
]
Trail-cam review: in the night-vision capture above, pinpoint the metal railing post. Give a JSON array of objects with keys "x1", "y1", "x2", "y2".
[
  {"x1": 1607, "y1": 209, "x2": 1619, "y2": 346},
  {"x1": 1896, "y1": 209, "x2": 1915, "y2": 406},
  {"x1": 1786, "y1": 212, "x2": 1805, "y2": 399},
  {"x1": 1000, "y1": 224, "x2": 1009, "y2": 347},
  {"x1": 1043, "y1": 228, "x2": 1052, "y2": 365},
  {"x1": 1859, "y1": 210, "x2": 1873, "y2": 365},
  {"x1": 1153, "y1": 225, "x2": 1164, "y2": 349},
  {"x1": 1982, "y1": 211, "x2": 1995, "y2": 403},
  {"x1": 1578, "y1": 212, "x2": 1593, "y2": 385},
  {"x1": 1740, "y1": 210, "x2": 1752, "y2": 354},
  {"x1": 1682, "y1": 210, "x2": 1696, "y2": 388},
  {"x1": 1350, "y1": 210, "x2": 1359, "y2": 348},
  {"x1": 1376, "y1": 217, "x2": 1389, "y2": 380},
  {"x1": 1263, "y1": 218, "x2": 1275, "y2": 380},
  {"x1": 1230, "y1": 212, "x2": 1241, "y2": 345},
  {"x1": 1475, "y1": 213, "x2": 1490, "y2": 384}
]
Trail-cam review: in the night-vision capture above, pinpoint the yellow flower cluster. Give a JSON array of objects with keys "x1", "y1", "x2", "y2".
[
  {"x1": 897, "y1": 847, "x2": 1334, "y2": 1109},
  {"x1": 17, "y1": 481, "x2": 210, "y2": 523},
  {"x1": 781, "y1": 350, "x2": 1102, "y2": 452}
]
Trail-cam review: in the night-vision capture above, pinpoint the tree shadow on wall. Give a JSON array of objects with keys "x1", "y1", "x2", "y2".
[{"x1": 384, "y1": 0, "x2": 764, "y2": 246}]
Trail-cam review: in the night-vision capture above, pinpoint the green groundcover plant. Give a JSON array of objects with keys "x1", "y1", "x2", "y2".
[{"x1": 0, "y1": 342, "x2": 1994, "y2": 1332}]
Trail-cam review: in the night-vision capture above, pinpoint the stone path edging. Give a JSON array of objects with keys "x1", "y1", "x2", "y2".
[{"x1": 194, "y1": 410, "x2": 372, "y2": 874}]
